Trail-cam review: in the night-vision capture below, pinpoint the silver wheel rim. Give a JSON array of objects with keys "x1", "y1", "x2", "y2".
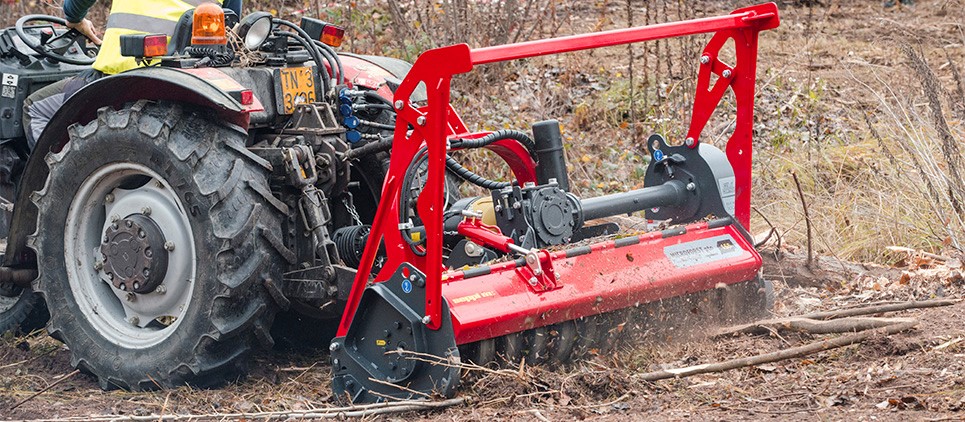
[{"x1": 65, "y1": 162, "x2": 196, "y2": 349}]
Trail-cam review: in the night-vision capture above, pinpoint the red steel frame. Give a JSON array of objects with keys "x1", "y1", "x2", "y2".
[{"x1": 338, "y1": 3, "x2": 780, "y2": 336}]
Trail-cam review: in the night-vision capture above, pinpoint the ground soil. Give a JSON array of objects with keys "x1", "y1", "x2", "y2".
[{"x1": 2, "y1": 1, "x2": 965, "y2": 421}]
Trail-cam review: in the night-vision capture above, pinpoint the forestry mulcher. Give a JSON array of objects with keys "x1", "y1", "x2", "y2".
[{"x1": 0, "y1": 2, "x2": 780, "y2": 400}]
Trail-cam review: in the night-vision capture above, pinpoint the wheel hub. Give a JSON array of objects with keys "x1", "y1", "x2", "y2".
[{"x1": 100, "y1": 214, "x2": 168, "y2": 294}]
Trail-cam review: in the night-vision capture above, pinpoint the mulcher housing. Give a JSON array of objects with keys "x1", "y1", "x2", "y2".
[{"x1": 331, "y1": 3, "x2": 781, "y2": 403}]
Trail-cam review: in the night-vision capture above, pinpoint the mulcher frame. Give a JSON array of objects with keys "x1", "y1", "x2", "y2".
[{"x1": 338, "y1": 3, "x2": 781, "y2": 339}]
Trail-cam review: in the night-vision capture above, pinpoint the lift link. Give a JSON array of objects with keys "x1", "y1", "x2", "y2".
[{"x1": 284, "y1": 145, "x2": 340, "y2": 279}]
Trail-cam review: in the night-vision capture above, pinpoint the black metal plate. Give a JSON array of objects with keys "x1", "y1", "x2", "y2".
[{"x1": 330, "y1": 263, "x2": 460, "y2": 403}]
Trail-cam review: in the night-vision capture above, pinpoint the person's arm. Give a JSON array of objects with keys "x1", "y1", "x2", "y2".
[
  {"x1": 63, "y1": 0, "x2": 97, "y2": 23},
  {"x1": 222, "y1": 0, "x2": 241, "y2": 17},
  {"x1": 63, "y1": 0, "x2": 102, "y2": 45}
]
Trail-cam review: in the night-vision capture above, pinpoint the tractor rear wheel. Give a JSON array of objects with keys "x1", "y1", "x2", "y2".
[{"x1": 31, "y1": 101, "x2": 286, "y2": 390}]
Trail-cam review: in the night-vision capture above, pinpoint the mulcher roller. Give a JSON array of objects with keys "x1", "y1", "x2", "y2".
[{"x1": 331, "y1": 3, "x2": 781, "y2": 403}]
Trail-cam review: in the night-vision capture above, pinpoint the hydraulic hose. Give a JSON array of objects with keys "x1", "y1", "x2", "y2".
[
  {"x1": 275, "y1": 19, "x2": 332, "y2": 96},
  {"x1": 313, "y1": 40, "x2": 344, "y2": 84},
  {"x1": 445, "y1": 156, "x2": 510, "y2": 190},
  {"x1": 450, "y1": 129, "x2": 536, "y2": 155}
]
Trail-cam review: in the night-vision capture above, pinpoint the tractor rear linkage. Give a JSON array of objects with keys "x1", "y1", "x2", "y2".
[{"x1": 330, "y1": 3, "x2": 780, "y2": 403}]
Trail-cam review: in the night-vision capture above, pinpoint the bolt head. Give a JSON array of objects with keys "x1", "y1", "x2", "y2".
[
  {"x1": 700, "y1": 55, "x2": 710, "y2": 65},
  {"x1": 155, "y1": 285, "x2": 166, "y2": 294},
  {"x1": 145, "y1": 249, "x2": 153, "y2": 258},
  {"x1": 118, "y1": 281, "x2": 125, "y2": 290},
  {"x1": 685, "y1": 137, "x2": 695, "y2": 147},
  {"x1": 416, "y1": 116, "x2": 426, "y2": 126},
  {"x1": 138, "y1": 230, "x2": 146, "y2": 238},
  {"x1": 110, "y1": 214, "x2": 120, "y2": 223},
  {"x1": 330, "y1": 342, "x2": 340, "y2": 352},
  {"x1": 129, "y1": 316, "x2": 139, "y2": 326},
  {"x1": 94, "y1": 260, "x2": 103, "y2": 270},
  {"x1": 132, "y1": 282, "x2": 140, "y2": 290},
  {"x1": 105, "y1": 193, "x2": 114, "y2": 203},
  {"x1": 164, "y1": 241, "x2": 175, "y2": 251},
  {"x1": 421, "y1": 315, "x2": 432, "y2": 325},
  {"x1": 394, "y1": 100, "x2": 404, "y2": 110},
  {"x1": 686, "y1": 182, "x2": 696, "y2": 191},
  {"x1": 528, "y1": 277, "x2": 538, "y2": 286},
  {"x1": 143, "y1": 269, "x2": 150, "y2": 277},
  {"x1": 125, "y1": 220, "x2": 133, "y2": 228},
  {"x1": 141, "y1": 206, "x2": 152, "y2": 216},
  {"x1": 722, "y1": 69, "x2": 732, "y2": 78}
]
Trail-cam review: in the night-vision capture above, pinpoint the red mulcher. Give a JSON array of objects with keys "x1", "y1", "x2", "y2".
[{"x1": 330, "y1": 3, "x2": 781, "y2": 403}]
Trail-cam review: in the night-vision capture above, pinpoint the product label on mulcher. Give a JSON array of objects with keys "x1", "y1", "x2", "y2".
[{"x1": 664, "y1": 234, "x2": 745, "y2": 268}]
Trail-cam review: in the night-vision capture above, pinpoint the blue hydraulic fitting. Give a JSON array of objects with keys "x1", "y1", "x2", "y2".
[
  {"x1": 339, "y1": 104, "x2": 353, "y2": 117},
  {"x1": 343, "y1": 115, "x2": 360, "y2": 129},
  {"x1": 346, "y1": 130, "x2": 362, "y2": 143}
]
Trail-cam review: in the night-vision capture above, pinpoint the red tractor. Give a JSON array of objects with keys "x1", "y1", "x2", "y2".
[{"x1": 0, "y1": 2, "x2": 780, "y2": 400}]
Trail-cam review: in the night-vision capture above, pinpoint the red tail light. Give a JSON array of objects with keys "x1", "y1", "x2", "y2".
[{"x1": 321, "y1": 25, "x2": 345, "y2": 48}]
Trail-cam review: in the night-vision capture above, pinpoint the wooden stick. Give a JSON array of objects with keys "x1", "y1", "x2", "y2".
[
  {"x1": 797, "y1": 299, "x2": 959, "y2": 320},
  {"x1": 791, "y1": 170, "x2": 813, "y2": 267},
  {"x1": 715, "y1": 317, "x2": 915, "y2": 337},
  {"x1": 636, "y1": 320, "x2": 917, "y2": 382},
  {"x1": 23, "y1": 397, "x2": 467, "y2": 421},
  {"x1": 9, "y1": 369, "x2": 80, "y2": 411}
]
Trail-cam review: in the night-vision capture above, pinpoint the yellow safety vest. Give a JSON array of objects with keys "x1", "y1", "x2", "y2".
[{"x1": 92, "y1": 0, "x2": 224, "y2": 75}]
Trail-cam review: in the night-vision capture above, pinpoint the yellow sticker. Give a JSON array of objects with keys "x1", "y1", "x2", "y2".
[{"x1": 376, "y1": 339, "x2": 387, "y2": 347}]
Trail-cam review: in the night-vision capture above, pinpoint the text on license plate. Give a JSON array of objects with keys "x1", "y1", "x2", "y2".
[{"x1": 278, "y1": 67, "x2": 316, "y2": 114}]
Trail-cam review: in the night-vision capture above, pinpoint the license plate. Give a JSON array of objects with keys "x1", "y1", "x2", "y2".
[{"x1": 277, "y1": 67, "x2": 317, "y2": 114}]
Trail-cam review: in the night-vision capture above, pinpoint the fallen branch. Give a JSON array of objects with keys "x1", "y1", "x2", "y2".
[
  {"x1": 636, "y1": 320, "x2": 917, "y2": 382},
  {"x1": 9, "y1": 369, "x2": 80, "y2": 411},
  {"x1": 715, "y1": 317, "x2": 915, "y2": 337},
  {"x1": 797, "y1": 299, "x2": 959, "y2": 320},
  {"x1": 24, "y1": 397, "x2": 467, "y2": 421}
]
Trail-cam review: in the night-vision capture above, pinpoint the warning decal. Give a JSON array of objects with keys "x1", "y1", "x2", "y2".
[{"x1": 664, "y1": 234, "x2": 746, "y2": 268}]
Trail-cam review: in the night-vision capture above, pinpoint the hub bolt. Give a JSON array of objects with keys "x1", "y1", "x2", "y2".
[
  {"x1": 94, "y1": 260, "x2": 103, "y2": 270},
  {"x1": 143, "y1": 269, "x2": 150, "y2": 277},
  {"x1": 138, "y1": 230, "x2": 146, "y2": 238},
  {"x1": 700, "y1": 55, "x2": 710, "y2": 65},
  {"x1": 141, "y1": 206, "x2": 152, "y2": 216},
  {"x1": 421, "y1": 315, "x2": 432, "y2": 325},
  {"x1": 125, "y1": 220, "x2": 133, "y2": 228},
  {"x1": 686, "y1": 182, "x2": 696, "y2": 191},
  {"x1": 132, "y1": 282, "x2": 140, "y2": 290},
  {"x1": 164, "y1": 241, "x2": 175, "y2": 251},
  {"x1": 118, "y1": 281, "x2": 125, "y2": 290},
  {"x1": 110, "y1": 214, "x2": 120, "y2": 223}
]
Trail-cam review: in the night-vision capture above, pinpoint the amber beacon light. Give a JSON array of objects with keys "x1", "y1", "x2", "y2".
[{"x1": 191, "y1": 2, "x2": 227, "y2": 45}]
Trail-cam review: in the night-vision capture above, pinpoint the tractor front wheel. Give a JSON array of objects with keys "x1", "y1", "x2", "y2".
[{"x1": 31, "y1": 101, "x2": 286, "y2": 390}]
